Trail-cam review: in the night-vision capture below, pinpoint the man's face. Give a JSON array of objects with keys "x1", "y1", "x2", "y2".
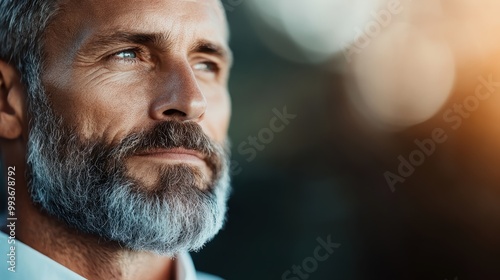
[
  {"x1": 43, "y1": 0, "x2": 231, "y2": 187},
  {"x1": 25, "y1": 0, "x2": 232, "y2": 255}
]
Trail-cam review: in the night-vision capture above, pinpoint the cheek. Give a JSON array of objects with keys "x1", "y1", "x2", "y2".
[
  {"x1": 203, "y1": 87, "x2": 231, "y2": 143},
  {"x1": 45, "y1": 70, "x2": 152, "y2": 141}
]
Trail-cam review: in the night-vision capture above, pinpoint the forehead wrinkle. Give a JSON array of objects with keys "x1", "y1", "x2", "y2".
[
  {"x1": 44, "y1": 0, "x2": 231, "y2": 74},
  {"x1": 78, "y1": 31, "x2": 174, "y2": 57}
]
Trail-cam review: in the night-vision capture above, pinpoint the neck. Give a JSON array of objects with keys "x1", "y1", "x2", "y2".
[{"x1": 14, "y1": 179, "x2": 175, "y2": 280}]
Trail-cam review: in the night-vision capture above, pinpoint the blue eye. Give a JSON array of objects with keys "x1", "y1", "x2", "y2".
[
  {"x1": 114, "y1": 50, "x2": 137, "y2": 59},
  {"x1": 194, "y1": 61, "x2": 219, "y2": 73}
]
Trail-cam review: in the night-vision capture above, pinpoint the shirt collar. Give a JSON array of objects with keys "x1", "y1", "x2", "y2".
[
  {"x1": 0, "y1": 231, "x2": 85, "y2": 280},
  {"x1": 0, "y1": 232, "x2": 201, "y2": 280},
  {"x1": 176, "y1": 251, "x2": 198, "y2": 280}
]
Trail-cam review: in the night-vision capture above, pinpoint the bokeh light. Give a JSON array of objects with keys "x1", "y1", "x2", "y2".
[
  {"x1": 247, "y1": 0, "x2": 381, "y2": 63},
  {"x1": 349, "y1": 23, "x2": 456, "y2": 128}
]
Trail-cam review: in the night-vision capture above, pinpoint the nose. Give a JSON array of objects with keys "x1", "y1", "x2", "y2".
[{"x1": 149, "y1": 60, "x2": 207, "y2": 122}]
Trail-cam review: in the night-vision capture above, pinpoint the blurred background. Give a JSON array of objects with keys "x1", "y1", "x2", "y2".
[
  {"x1": 2, "y1": 0, "x2": 500, "y2": 279},
  {"x1": 190, "y1": 0, "x2": 500, "y2": 279}
]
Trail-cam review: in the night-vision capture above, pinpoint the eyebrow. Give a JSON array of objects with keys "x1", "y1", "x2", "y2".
[
  {"x1": 79, "y1": 31, "x2": 232, "y2": 64},
  {"x1": 190, "y1": 40, "x2": 233, "y2": 65}
]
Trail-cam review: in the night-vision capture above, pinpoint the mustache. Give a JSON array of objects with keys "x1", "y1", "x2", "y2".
[{"x1": 108, "y1": 121, "x2": 224, "y2": 171}]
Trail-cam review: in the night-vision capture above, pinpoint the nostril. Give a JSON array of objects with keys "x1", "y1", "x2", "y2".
[{"x1": 163, "y1": 109, "x2": 187, "y2": 117}]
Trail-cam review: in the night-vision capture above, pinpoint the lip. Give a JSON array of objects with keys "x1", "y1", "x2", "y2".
[{"x1": 134, "y1": 148, "x2": 206, "y2": 164}]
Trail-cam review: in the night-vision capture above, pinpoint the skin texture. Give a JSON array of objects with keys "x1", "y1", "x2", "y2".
[{"x1": 0, "y1": 0, "x2": 231, "y2": 279}]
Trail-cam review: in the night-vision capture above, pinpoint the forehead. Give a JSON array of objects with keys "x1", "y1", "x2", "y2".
[{"x1": 51, "y1": 0, "x2": 228, "y2": 48}]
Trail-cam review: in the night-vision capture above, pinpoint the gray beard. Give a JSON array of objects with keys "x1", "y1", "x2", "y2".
[{"x1": 25, "y1": 88, "x2": 231, "y2": 256}]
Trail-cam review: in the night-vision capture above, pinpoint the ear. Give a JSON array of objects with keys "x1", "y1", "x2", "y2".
[{"x1": 0, "y1": 60, "x2": 25, "y2": 140}]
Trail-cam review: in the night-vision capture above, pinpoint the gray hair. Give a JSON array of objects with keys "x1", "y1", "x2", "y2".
[
  {"x1": 0, "y1": 0, "x2": 60, "y2": 107},
  {"x1": 1, "y1": 1, "x2": 232, "y2": 256}
]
